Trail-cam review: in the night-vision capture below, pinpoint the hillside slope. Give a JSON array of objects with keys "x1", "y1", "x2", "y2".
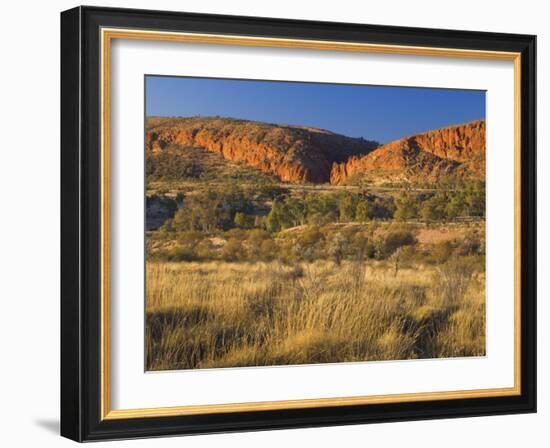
[
  {"x1": 146, "y1": 117, "x2": 379, "y2": 183},
  {"x1": 330, "y1": 120, "x2": 485, "y2": 185}
]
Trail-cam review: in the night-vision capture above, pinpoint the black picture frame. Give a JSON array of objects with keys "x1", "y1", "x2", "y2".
[{"x1": 61, "y1": 5, "x2": 536, "y2": 442}]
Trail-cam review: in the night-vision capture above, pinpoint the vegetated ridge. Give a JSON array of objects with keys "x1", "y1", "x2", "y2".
[
  {"x1": 146, "y1": 116, "x2": 485, "y2": 186},
  {"x1": 330, "y1": 120, "x2": 485, "y2": 185},
  {"x1": 146, "y1": 116, "x2": 379, "y2": 183}
]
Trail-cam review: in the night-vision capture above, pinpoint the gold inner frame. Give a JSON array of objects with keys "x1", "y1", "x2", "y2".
[{"x1": 100, "y1": 27, "x2": 522, "y2": 420}]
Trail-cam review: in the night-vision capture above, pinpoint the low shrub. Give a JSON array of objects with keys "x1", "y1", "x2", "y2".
[{"x1": 376, "y1": 231, "x2": 416, "y2": 258}]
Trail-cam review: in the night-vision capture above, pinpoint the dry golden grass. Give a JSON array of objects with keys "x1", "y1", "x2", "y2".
[{"x1": 146, "y1": 258, "x2": 485, "y2": 370}]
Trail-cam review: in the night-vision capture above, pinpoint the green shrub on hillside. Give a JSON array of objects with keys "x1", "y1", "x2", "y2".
[
  {"x1": 338, "y1": 192, "x2": 358, "y2": 222},
  {"x1": 420, "y1": 194, "x2": 447, "y2": 221},
  {"x1": 394, "y1": 192, "x2": 419, "y2": 221}
]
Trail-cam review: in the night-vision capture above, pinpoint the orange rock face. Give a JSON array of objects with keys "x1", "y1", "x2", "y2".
[
  {"x1": 146, "y1": 117, "x2": 379, "y2": 183},
  {"x1": 330, "y1": 120, "x2": 485, "y2": 185}
]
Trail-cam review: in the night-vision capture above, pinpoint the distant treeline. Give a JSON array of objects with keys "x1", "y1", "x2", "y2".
[{"x1": 154, "y1": 181, "x2": 485, "y2": 235}]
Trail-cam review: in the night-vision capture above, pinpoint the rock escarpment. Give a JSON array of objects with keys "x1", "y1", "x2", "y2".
[
  {"x1": 329, "y1": 120, "x2": 485, "y2": 185},
  {"x1": 146, "y1": 117, "x2": 379, "y2": 183}
]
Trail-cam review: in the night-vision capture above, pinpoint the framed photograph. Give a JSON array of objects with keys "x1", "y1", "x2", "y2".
[{"x1": 61, "y1": 6, "x2": 536, "y2": 441}]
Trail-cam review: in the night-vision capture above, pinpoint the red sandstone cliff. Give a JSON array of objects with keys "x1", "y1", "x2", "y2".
[
  {"x1": 329, "y1": 120, "x2": 485, "y2": 185},
  {"x1": 146, "y1": 117, "x2": 379, "y2": 183}
]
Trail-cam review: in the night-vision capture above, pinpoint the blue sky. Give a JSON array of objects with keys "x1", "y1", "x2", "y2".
[{"x1": 146, "y1": 76, "x2": 485, "y2": 144}]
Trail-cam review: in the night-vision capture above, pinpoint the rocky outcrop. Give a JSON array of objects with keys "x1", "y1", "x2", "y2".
[
  {"x1": 330, "y1": 120, "x2": 485, "y2": 185},
  {"x1": 146, "y1": 117, "x2": 379, "y2": 183}
]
